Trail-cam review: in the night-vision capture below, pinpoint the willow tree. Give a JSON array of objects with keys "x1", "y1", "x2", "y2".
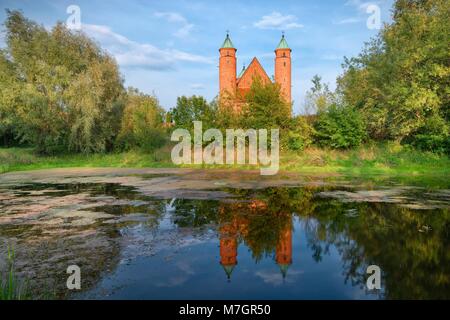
[
  {"x1": 0, "y1": 10, "x2": 125, "y2": 154},
  {"x1": 116, "y1": 87, "x2": 167, "y2": 152}
]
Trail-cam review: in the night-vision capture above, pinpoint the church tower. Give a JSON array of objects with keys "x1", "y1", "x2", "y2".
[
  {"x1": 219, "y1": 33, "x2": 237, "y2": 97},
  {"x1": 219, "y1": 220, "x2": 238, "y2": 280},
  {"x1": 275, "y1": 215, "x2": 293, "y2": 278},
  {"x1": 274, "y1": 34, "x2": 292, "y2": 104}
]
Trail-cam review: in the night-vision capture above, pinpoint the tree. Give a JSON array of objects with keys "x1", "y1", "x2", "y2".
[
  {"x1": 286, "y1": 115, "x2": 314, "y2": 151},
  {"x1": 314, "y1": 104, "x2": 366, "y2": 149},
  {"x1": 303, "y1": 75, "x2": 335, "y2": 116},
  {"x1": 0, "y1": 10, "x2": 125, "y2": 154},
  {"x1": 337, "y1": 0, "x2": 449, "y2": 148},
  {"x1": 116, "y1": 88, "x2": 167, "y2": 152},
  {"x1": 241, "y1": 78, "x2": 291, "y2": 130},
  {"x1": 170, "y1": 95, "x2": 217, "y2": 132}
]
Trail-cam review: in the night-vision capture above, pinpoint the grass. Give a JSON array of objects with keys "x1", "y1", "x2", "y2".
[
  {"x1": 282, "y1": 142, "x2": 450, "y2": 175},
  {"x1": 0, "y1": 142, "x2": 449, "y2": 182},
  {"x1": 0, "y1": 246, "x2": 56, "y2": 300},
  {"x1": 281, "y1": 142, "x2": 450, "y2": 187},
  {"x1": 0, "y1": 246, "x2": 30, "y2": 300},
  {"x1": 0, "y1": 145, "x2": 175, "y2": 174}
]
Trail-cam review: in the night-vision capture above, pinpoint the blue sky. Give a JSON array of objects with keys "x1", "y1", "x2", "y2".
[{"x1": 0, "y1": 0, "x2": 394, "y2": 114}]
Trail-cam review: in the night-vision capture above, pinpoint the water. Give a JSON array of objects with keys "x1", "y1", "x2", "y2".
[{"x1": 0, "y1": 177, "x2": 449, "y2": 299}]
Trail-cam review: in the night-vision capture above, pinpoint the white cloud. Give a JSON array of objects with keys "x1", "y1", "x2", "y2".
[
  {"x1": 82, "y1": 24, "x2": 212, "y2": 70},
  {"x1": 154, "y1": 11, "x2": 194, "y2": 38},
  {"x1": 345, "y1": 0, "x2": 386, "y2": 13},
  {"x1": 254, "y1": 12, "x2": 304, "y2": 30},
  {"x1": 335, "y1": 17, "x2": 361, "y2": 25},
  {"x1": 255, "y1": 269, "x2": 304, "y2": 286},
  {"x1": 345, "y1": 0, "x2": 373, "y2": 11},
  {"x1": 174, "y1": 23, "x2": 194, "y2": 38},
  {"x1": 340, "y1": 1, "x2": 386, "y2": 27},
  {"x1": 154, "y1": 12, "x2": 187, "y2": 24}
]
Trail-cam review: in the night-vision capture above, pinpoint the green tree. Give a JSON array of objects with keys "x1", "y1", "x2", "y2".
[
  {"x1": 303, "y1": 75, "x2": 335, "y2": 116},
  {"x1": 314, "y1": 104, "x2": 366, "y2": 149},
  {"x1": 337, "y1": 0, "x2": 449, "y2": 147},
  {"x1": 286, "y1": 116, "x2": 314, "y2": 151},
  {"x1": 170, "y1": 95, "x2": 217, "y2": 131},
  {"x1": 0, "y1": 10, "x2": 125, "y2": 154},
  {"x1": 116, "y1": 88, "x2": 167, "y2": 152},
  {"x1": 241, "y1": 78, "x2": 292, "y2": 130}
]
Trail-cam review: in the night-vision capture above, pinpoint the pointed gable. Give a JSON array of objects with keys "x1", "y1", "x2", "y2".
[{"x1": 236, "y1": 57, "x2": 272, "y2": 96}]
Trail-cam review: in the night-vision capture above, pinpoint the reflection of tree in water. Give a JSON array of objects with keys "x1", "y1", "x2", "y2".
[
  {"x1": 0, "y1": 227, "x2": 123, "y2": 299},
  {"x1": 170, "y1": 187, "x2": 313, "y2": 279},
  {"x1": 300, "y1": 198, "x2": 450, "y2": 299},
  {"x1": 0, "y1": 182, "x2": 168, "y2": 299},
  {"x1": 170, "y1": 186, "x2": 449, "y2": 298},
  {"x1": 170, "y1": 199, "x2": 221, "y2": 228}
]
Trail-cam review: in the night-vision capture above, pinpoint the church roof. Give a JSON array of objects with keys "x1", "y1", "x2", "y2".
[
  {"x1": 222, "y1": 264, "x2": 235, "y2": 280},
  {"x1": 276, "y1": 35, "x2": 290, "y2": 50},
  {"x1": 221, "y1": 33, "x2": 235, "y2": 49},
  {"x1": 236, "y1": 57, "x2": 272, "y2": 86},
  {"x1": 278, "y1": 263, "x2": 290, "y2": 278}
]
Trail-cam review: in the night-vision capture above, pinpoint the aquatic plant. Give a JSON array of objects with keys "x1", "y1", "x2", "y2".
[{"x1": 0, "y1": 246, "x2": 30, "y2": 300}]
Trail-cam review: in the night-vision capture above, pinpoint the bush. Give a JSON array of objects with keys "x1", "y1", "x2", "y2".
[
  {"x1": 116, "y1": 88, "x2": 167, "y2": 152},
  {"x1": 242, "y1": 78, "x2": 291, "y2": 130},
  {"x1": 405, "y1": 115, "x2": 449, "y2": 154},
  {"x1": 314, "y1": 104, "x2": 366, "y2": 149},
  {"x1": 285, "y1": 116, "x2": 314, "y2": 151},
  {"x1": 170, "y1": 95, "x2": 216, "y2": 131}
]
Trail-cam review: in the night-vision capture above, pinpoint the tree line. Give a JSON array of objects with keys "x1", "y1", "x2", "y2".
[
  {"x1": 0, "y1": 10, "x2": 168, "y2": 154},
  {"x1": 0, "y1": 0, "x2": 448, "y2": 155}
]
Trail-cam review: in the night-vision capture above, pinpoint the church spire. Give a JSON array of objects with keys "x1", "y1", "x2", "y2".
[
  {"x1": 222, "y1": 264, "x2": 235, "y2": 281},
  {"x1": 221, "y1": 31, "x2": 235, "y2": 49},
  {"x1": 276, "y1": 32, "x2": 290, "y2": 50},
  {"x1": 238, "y1": 63, "x2": 246, "y2": 78},
  {"x1": 278, "y1": 263, "x2": 290, "y2": 279}
]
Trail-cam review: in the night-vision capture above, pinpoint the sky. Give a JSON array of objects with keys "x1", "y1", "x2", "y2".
[{"x1": 0, "y1": 0, "x2": 394, "y2": 114}]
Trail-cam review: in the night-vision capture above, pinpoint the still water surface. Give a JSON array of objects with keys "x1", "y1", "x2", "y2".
[{"x1": 0, "y1": 177, "x2": 448, "y2": 299}]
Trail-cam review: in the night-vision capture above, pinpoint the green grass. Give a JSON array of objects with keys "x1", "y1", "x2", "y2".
[
  {"x1": 1, "y1": 142, "x2": 449, "y2": 182},
  {"x1": 0, "y1": 246, "x2": 55, "y2": 300},
  {"x1": 0, "y1": 247, "x2": 30, "y2": 300},
  {"x1": 281, "y1": 142, "x2": 450, "y2": 187},
  {"x1": 0, "y1": 146, "x2": 175, "y2": 174},
  {"x1": 282, "y1": 142, "x2": 450, "y2": 175}
]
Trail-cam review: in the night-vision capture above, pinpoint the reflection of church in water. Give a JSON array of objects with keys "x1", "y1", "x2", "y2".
[{"x1": 218, "y1": 200, "x2": 292, "y2": 280}]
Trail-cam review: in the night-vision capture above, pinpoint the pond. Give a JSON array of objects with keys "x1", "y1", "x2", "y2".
[{"x1": 0, "y1": 170, "x2": 448, "y2": 299}]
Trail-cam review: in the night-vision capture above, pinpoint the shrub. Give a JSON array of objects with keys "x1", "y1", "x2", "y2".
[
  {"x1": 405, "y1": 115, "x2": 449, "y2": 154},
  {"x1": 170, "y1": 95, "x2": 217, "y2": 131},
  {"x1": 314, "y1": 104, "x2": 366, "y2": 149},
  {"x1": 242, "y1": 78, "x2": 291, "y2": 130},
  {"x1": 285, "y1": 116, "x2": 314, "y2": 151},
  {"x1": 116, "y1": 88, "x2": 167, "y2": 152}
]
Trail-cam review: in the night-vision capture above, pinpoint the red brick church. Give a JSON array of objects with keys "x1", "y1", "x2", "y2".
[{"x1": 219, "y1": 33, "x2": 292, "y2": 109}]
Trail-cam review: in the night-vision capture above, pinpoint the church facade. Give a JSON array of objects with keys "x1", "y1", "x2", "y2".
[{"x1": 219, "y1": 33, "x2": 292, "y2": 108}]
